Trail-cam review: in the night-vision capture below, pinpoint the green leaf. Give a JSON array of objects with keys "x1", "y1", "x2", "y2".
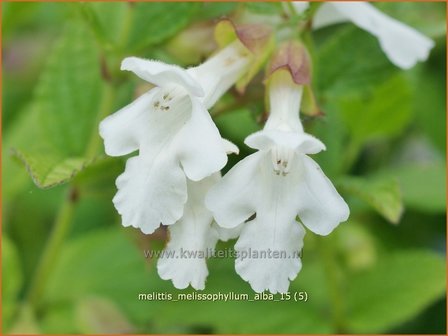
[
  {"x1": 316, "y1": 26, "x2": 397, "y2": 96},
  {"x1": 381, "y1": 163, "x2": 446, "y2": 213},
  {"x1": 2, "y1": 236, "x2": 23, "y2": 332},
  {"x1": 11, "y1": 22, "x2": 103, "y2": 188},
  {"x1": 42, "y1": 228, "x2": 151, "y2": 327},
  {"x1": 127, "y1": 3, "x2": 200, "y2": 51},
  {"x1": 339, "y1": 74, "x2": 413, "y2": 145},
  {"x1": 347, "y1": 250, "x2": 446, "y2": 333},
  {"x1": 85, "y1": 2, "x2": 128, "y2": 49},
  {"x1": 377, "y1": 2, "x2": 446, "y2": 39},
  {"x1": 339, "y1": 175, "x2": 404, "y2": 224},
  {"x1": 412, "y1": 49, "x2": 446, "y2": 153}
]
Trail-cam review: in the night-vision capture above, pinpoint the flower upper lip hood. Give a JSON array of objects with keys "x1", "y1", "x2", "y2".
[
  {"x1": 291, "y1": 1, "x2": 435, "y2": 69},
  {"x1": 121, "y1": 57, "x2": 205, "y2": 97}
]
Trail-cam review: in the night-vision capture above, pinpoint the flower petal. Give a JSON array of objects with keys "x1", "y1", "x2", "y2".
[
  {"x1": 313, "y1": 2, "x2": 435, "y2": 69},
  {"x1": 157, "y1": 176, "x2": 219, "y2": 290},
  {"x1": 121, "y1": 57, "x2": 204, "y2": 96},
  {"x1": 245, "y1": 129, "x2": 326, "y2": 154},
  {"x1": 187, "y1": 41, "x2": 250, "y2": 109},
  {"x1": 296, "y1": 155, "x2": 350, "y2": 235},
  {"x1": 113, "y1": 153, "x2": 187, "y2": 234},
  {"x1": 233, "y1": 154, "x2": 306, "y2": 293},
  {"x1": 235, "y1": 219, "x2": 304, "y2": 294},
  {"x1": 205, "y1": 151, "x2": 264, "y2": 229},
  {"x1": 176, "y1": 97, "x2": 229, "y2": 181},
  {"x1": 99, "y1": 91, "x2": 155, "y2": 156}
]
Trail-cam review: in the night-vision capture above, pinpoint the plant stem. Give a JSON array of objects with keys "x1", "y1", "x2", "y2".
[
  {"x1": 26, "y1": 188, "x2": 78, "y2": 308},
  {"x1": 316, "y1": 235, "x2": 346, "y2": 332}
]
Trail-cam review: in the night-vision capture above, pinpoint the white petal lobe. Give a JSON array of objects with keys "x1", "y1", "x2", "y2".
[
  {"x1": 113, "y1": 154, "x2": 187, "y2": 234},
  {"x1": 296, "y1": 155, "x2": 350, "y2": 236},
  {"x1": 205, "y1": 152, "x2": 264, "y2": 229},
  {"x1": 176, "y1": 97, "x2": 229, "y2": 181},
  {"x1": 99, "y1": 91, "x2": 155, "y2": 156},
  {"x1": 157, "y1": 176, "x2": 219, "y2": 290}
]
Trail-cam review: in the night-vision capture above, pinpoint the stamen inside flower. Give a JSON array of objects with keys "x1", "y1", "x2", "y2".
[
  {"x1": 152, "y1": 86, "x2": 188, "y2": 112},
  {"x1": 271, "y1": 146, "x2": 293, "y2": 176}
]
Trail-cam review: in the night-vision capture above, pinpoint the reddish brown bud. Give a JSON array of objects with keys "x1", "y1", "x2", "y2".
[
  {"x1": 214, "y1": 19, "x2": 272, "y2": 54},
  {"x1": 267, "y1": 41, "x2": 311, "y2": 85}
]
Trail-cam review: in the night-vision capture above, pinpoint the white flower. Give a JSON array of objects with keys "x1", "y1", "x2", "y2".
[
  {"x1": 157, "y1": 174, "x2": 219, "y2": 290},
  {"x1": 100, "y1": 41, "x2": 248, "y2": 234},
  {"x1": 292, "y1": 1, "x2": 435, "y2": 69},
  {"x1": 206, "y1": 68, "x2": 349, "y2": 293}
]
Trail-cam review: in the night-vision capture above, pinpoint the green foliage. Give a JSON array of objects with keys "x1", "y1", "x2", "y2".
[
  {"x1": 339, "y1": 74, "x2": 412, "y2": 145},
  {"x1": 380, "y1": 162, "x2": 446, "y2": 213},
  {"x1": 339, "y1": 176, "x2": 403, "y2": 224},
  {"x1": 2, "y1": 2, "x2": 446, "y2": 335},
  {"x1": 42, "y1": 228, "x2": 150, "y2": 326},
  {"x1": 11, "y1": 22, "x2": 103, "y2": 188},
  {"x1": 347, "y1": 251, "x2": 446, "y2": 332},
  {"x1": 127, "y1": 3, "x2": 200, "y2": 51}
]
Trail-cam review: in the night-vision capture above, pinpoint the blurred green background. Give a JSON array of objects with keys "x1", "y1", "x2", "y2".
[{"x1": 2, "y1": 2, "x2": 446, "y2": 334}]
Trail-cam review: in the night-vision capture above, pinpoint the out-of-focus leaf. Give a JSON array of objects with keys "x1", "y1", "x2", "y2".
[
  {"x1": 377, "y1": 2, "x2": 446, "y2": 39},
  {"x1": 42, "y1": 228, "x2": 151, "y2": 326},
  {"x1": 347, "y1": 250, "x2": 446, "y2": 333},
  {"x1": 11, "y1": 22, "x2": 103, "y2": 188},
  {"x1": 40, "y1": 304, "x2": 78, "y2": 334},
  {"x1": 316, "y1": 26, "x2": 398, "y2": 96},
  {"x1": 75, "y1": 296, "x2": 135, "y2": 334},
  {"x1": 198, "y1": 2, "x2": 238, "y2": 20},
  {"x1": 339, "y1": 74, "x2": 413, "y2": 145},
  {"x1": 412, "y1": 49, "x2": 446, "y2": 153},
  {"x1": 338, "y1": 221, "x2": 377, "y2": 270},
  {"x1": 127, "y1": 3, "x2": 200, "y2": 51},
  {"x1": 2, "y1": 236, "x2": 23, "y2": 332},
  {"x1": 215, "y1": 108, "x2": 261, "y2": 147},
  {"x1": 339, "y1": 175, "x2": 403, "y2": 224},
  {"x1": 380, "y1": 163, "x2": 446, "y2": 213},
  {"x1": 85, "y1": 2, "x2": 128, "y2": 48}
]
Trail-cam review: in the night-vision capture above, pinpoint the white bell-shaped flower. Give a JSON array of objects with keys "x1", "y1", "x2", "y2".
[
  {"x1": 206, "y1": 57, "x2": 349, "y2": 293},
  {"x1": 100, "y1": 41, "x2": 248, "y2": 234}
]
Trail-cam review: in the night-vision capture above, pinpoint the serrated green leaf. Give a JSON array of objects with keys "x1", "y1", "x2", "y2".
[
  {"x1": 339, "y1": 175, "x2": 404, "y2": 224},
  {"x1": 11, "y1": 22, "x2": 103, "y2": 188},
  {"x1": 127, "y1": 3, "x2": 200, "y2": 51},
  {"x1": 339, "y1": 74, "x2": 413, "y2": 144},
  {"x1": 347, "y1": 250, "x2": 446, "y2": 333}
]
